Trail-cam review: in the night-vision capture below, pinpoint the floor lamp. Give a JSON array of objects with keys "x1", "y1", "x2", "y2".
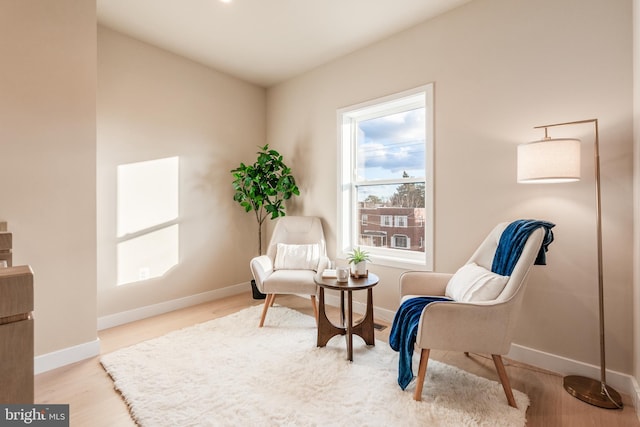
[{"x1": 516, "y1": 118, "x2": 623, "y2": 409}]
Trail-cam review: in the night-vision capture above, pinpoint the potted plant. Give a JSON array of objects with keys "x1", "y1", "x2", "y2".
[
  {"x1": 231, "y1": 144, "x2": 300, "y2": 298},
  {"x1": 347, "y1": 247, "x2": 370, "y2": 277}
]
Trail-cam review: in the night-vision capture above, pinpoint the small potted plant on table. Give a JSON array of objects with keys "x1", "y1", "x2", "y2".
[{"x1": 347, "y1": 247, "x2": 370, "y2": 278}]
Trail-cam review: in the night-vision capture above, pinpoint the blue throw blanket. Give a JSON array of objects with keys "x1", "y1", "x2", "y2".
[
  {"x1": 389, "y1": 219, "x2": 555, "y2": 390},
  {"x1": 491, "y1": 219, "x2": 555, "y2": 276},
  {"x1": 389, "y1": 296, "x2": 451, "y2": 389}
]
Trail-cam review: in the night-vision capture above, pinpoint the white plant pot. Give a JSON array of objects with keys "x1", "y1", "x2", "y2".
[{"x1": 352, "y1": 261, "x2": 367, "y2": 276}]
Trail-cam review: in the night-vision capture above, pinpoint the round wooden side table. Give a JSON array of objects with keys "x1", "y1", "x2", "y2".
[{"x1": 315, "y1": 272, "x2": 379, "y2": 361}]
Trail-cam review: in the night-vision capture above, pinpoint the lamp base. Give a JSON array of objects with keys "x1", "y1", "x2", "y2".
[{"x1": 563, "y1": 375, "x2": 623, "y2": 409}]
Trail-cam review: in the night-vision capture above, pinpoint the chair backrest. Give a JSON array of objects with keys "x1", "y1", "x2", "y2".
[
  {"x1": 265, "y1": 216, "x2": 327, "y2": 261},
  {"x1": 466, "y1": 222, "x2": 545, "y2": 302}
]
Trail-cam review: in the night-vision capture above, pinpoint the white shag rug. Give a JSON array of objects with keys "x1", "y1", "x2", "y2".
[{"x1": 100, "y1": 305, "x2": 529, "y2": 426}]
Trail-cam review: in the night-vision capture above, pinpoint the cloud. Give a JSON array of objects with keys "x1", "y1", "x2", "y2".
[
  {"x1": 357, "y1": 108, "x2": 425, "y2": 176},
  {"x1": 359, "y1": 108, "x2": 424, "y2": 143},
  {"x1": 358, "y1": 141, "x2": 424, "y2": 174}
]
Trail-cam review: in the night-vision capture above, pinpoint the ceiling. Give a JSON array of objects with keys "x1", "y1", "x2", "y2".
[{"x1": 97, "y1": 0, "x2": 472, "y2": 88}]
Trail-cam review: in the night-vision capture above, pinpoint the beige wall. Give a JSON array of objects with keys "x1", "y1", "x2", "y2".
[
  {"x1": 267, "y1": 0, "x2": 634, "y2": 373},
  {"x1": 97, "y1": 27, "x2": 266, "y2": 316},
  {"x1": 0, "y1": 0, "x2": 97, "y2": 355}
]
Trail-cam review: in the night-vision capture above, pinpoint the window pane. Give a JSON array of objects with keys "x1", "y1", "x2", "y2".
[
  {"x1": 356, "y1": 108, "x2": 425, "y2": 181},
  {"x1": 357, "y1": 184, "x2": 425, "y2": 253},
  {"x1": 392, "y1": 235, "x2": 409, "y2": 249},
  {"x1": 358, "y1": 183, "x2": 425, "y2": 208},
  {"x1": 395, "y1": 216, "x2": 408, "y2": 227}
]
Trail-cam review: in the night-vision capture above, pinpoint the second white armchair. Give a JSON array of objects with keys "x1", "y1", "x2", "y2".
[
  {"x1": 392, "y1": 220, "x2": 553, "y2": 407},
  {"x1": 250, "y1": 216, "x2": 328, "y2": 327}
]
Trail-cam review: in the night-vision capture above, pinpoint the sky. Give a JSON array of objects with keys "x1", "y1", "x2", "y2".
[{"x1": 357, "y1": 107, "x2": 425, "y2": 181}]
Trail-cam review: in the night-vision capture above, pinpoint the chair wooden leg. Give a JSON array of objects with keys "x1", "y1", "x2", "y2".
[
  {"x1": 259, "y1": 294, "x2": 275, "y2": 327},
  {"x1": 492, "y1": 354, "x2": 517, "y2": 408},
  {"x1": 310, "y1": 295, "x2": 318, "y2": 325},
  {"x1": 269, "y1": 294, "x2": 276, "y2": 307},
  {"x1": 413, "y1": 348, "x2": 430, "y2": 401}
]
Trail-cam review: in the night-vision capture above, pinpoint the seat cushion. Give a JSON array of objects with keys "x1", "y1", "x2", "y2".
[
  {"x1": 274, "y1": 243, "x2": 320, "y2": 270},
  {"x1": 445, "y1": 262, "x2": 509, "y2": 302},
  {"x1": 262, "y1": 269, "x2": 318, "y2": 295}
]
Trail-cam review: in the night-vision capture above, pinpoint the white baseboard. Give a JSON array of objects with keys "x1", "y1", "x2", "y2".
[
  {"x1": 34, "y1": 338, "x2": 100, "y2": 375},
  {"x1": 508, "y1": 343, "x2": 636, "y2": 403},
  {"x1": 97, "y1": 282, "x2": 248, "y2": 330}
]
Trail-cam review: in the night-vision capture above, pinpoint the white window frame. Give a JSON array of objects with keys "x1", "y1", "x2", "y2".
[{"x1": 337, "y1": 84, "x2": 434, "y2": 270}]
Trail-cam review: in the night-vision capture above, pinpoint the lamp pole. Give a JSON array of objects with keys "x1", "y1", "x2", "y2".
[{"x1": 530, "y1": 119, "x2": 622, "y2": 409}]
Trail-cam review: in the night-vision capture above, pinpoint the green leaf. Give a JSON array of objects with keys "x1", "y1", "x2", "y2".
[{"x1": 230, "y1": 143, "x2": 301, "y2": 254}]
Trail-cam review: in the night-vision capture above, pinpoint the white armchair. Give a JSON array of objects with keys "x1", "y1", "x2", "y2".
[
  {"x1": 250, "y1": 216, "x2": 328, "y2": 327},
  {"x1": 397, "y1": 221, "x2": 548, "y2": 407}
]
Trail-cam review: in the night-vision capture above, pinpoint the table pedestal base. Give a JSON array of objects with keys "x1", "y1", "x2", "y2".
[{"x1": 317, "y1": 287, "x2": 375, "y2": 361}]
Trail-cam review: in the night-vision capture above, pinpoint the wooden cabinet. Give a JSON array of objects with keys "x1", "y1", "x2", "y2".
[
  {"x1": 0, "y1": 226, "x2": 11, "y2": 267},
  {"x1": 0, "y1": 227, "x2": 34, "y2": 404}
]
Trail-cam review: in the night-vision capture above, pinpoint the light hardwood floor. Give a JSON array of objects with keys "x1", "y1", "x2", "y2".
[{"x1": 35, "y1": 293, "x2": 639, "y2": 426}]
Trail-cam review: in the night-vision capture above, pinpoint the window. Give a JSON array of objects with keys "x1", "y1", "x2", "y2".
[
  {"x1": 392, "y1": 234, "x2": 410, "y2": 249},
  {"x1": 361, "y1": 230, "x2": 386, "y2": 247},
  {"x1": 380, "y1": 215, "x2": 393, "y2": 227},
  {"x1": 394, "y1": 215, "x2": 408, "y2": 228},
  {"x1": 338, "y1": 84, "x2": 433, "y2": 269}
]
